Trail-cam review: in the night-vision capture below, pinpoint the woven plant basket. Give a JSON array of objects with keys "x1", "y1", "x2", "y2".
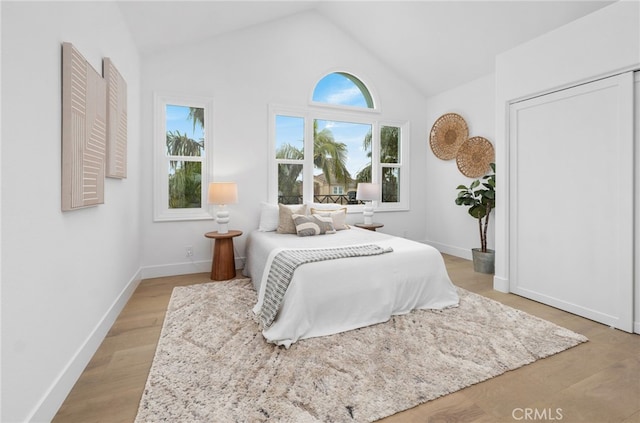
[
  {"x1": 456, "y1": 136, "x2": 494, "y2": 178},
  {"x1": 429, "y1": 113, "x2": 468, "y2": 160}
]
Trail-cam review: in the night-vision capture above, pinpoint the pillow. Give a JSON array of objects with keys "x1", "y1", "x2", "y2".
[
  {"x1": 292, "y1": 214, "x2": 336, "y2": 237},
  {"x1": 258, "y1": 202, "x2": 279, "y2": 231},
  {"x1": 311, "y1": 207, "x2": 349, "y2": 230},
  {"x1": 307, "y1": 202, "x2": 345, "y2": 211},
  {"x1": 276, "y1": 204, "x2": 308, "y2": 234}
]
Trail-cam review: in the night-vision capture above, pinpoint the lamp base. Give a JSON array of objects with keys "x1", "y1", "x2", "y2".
[
  {"x1": 216, "y1": 208, "x2": 230, "y2": 234},
  {"x1": 363, "y1": 202, "x2": 374, "y2": 225}
]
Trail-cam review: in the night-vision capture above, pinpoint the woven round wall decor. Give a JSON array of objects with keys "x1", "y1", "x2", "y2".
[
  {"x1": 456, "y1": 136, "x2": 495, "y2": 178},
  {"x1": 429, "y1": 113, "x2": 468, "y2": 160}
]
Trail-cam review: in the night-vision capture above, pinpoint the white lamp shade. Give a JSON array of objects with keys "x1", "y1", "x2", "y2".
[
  {"x1": 208, "y1": 182, "x2": 238, "y2": 205},
  {"x1": 356, "y1": 183, "x2": 380, "y2": 201}
]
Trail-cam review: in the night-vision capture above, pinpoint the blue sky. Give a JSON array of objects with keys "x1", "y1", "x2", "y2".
[
  {"x1": 312, "y1": 72, "x2": 369, "y2": 108},
  {"x1": 165, "y1": 104, "x2": 204, "y2": 142}
]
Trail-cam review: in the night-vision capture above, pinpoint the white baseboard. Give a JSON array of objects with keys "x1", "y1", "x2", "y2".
[
  {"x1": 422, "y1": 240, "x2": 472, "y2": 260},
  {"x1": 634, "y1": 320, "x2": 640, "y2": 334},
  {"x1": 140, "y1": 257, "x2": 246, "y2": 280},
  {"x1": 140, "y1": 259, "x2": 211, "y2": 279},
  {"x1": 29, "y1": 268, "x2": 143, "y2": 423},
  {"x1": 512, "y1": 286, "x2": 634, "y2": 332}
]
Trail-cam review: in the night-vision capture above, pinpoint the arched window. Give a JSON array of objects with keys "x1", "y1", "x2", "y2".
[{"x1": 312, "y1": 72, "x2": 374, "y2": 109}]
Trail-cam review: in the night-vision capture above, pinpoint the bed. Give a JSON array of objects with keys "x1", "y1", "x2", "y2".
[{"x1": 243, "y1": 225, "x2": 459, "y2": 347}]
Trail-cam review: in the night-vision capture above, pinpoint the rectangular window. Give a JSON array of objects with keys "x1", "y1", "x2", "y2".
[
  {"x1": 380, "y1": 125, "x2": 399, "y2": 164},
  {"x1": 269, "y1": 105, "x2": 409, "y2": 212},
  {"x1": 277, "y1": 163, "x2": 303, "y2": 204},
  {"x1": 275, "y1": 115, "x2": 305, "y2": 204},
  {"x1": 154, "y1": 94, "x2": 214, "y2": 221},
  {"x1": 166, "y1": 104, "x2": 204, "y2": 209},
  {"x1": 168, "y1": 160, "x2": 202, "y2": 208},
  {"x1": 313, "y1": 119, "x2": 371, "y2": 205},
  {"x1": 380, "y1": 125, "x2": 401, "y2": 203},
  {"x1": 382, "y1": 167, "x2": 400, "y2": 203}
]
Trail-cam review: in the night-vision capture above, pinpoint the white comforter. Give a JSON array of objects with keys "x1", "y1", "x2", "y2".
[{"x1": 243, "y1": 228, "x2": 459, "y2": 347}]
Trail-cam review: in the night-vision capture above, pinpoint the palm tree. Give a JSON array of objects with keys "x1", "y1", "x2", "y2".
[
  {"x1": 166, "y1": 130, "x2": 203, "y2": 158},
  {"x1": 379, "y1": 126, "x2": 399, "y2": 164},
  {"x1": 312, "y1": 121, "x2": 351, "y2": 186},
  {"x1": 166, "y1": 107, "x2": 205, "y2": 208},
  {"x1": 275, "y1": 121, "x2": 352, "y2": 202},
  {"x1": 168, "y1": 161, "x2": 201, "y2": 208},
  {"x1": 355, "y1": 129, "x2": 374, "y2": 183},
  {"x1": 356, "y1": 126, "x2": 398, "y2": 183},
  {"x1": 188, "y1": 107, "x2": 204, "y2": 132},
  {"x1": 166, "y1": 131, "x2": 203, "y2": 208},
  {"x1": 276, "y1": 144, "x2": 304, "y2": 203}
]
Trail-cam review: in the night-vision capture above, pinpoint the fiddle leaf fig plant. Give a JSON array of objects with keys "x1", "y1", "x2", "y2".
[{"x1": 455, "y1": 163, "x2": 496, "y2": 253}]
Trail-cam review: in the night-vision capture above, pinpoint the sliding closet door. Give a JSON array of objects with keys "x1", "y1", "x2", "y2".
[{"x1": 509, "y1": 72, "x2": 634, "y2": 332}]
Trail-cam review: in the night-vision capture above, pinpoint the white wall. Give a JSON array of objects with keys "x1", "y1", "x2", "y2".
[
  {"x1": 424, "y1": 74, "x2": 495, "y2": 259},
  {"x1": 1, "y1": 3, "x2": 141, "y2": 422},
  {"x1": 493, "y1": 1, "x2": 640, "y2": 293},
  {"x1": 139, "y1": 10, "x2": 432, "y2": 276}
]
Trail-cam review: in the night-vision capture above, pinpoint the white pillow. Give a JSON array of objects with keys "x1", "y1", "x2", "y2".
[
  {"x1": 310, "y1": 207, "x2": 349, "y2": 230},
  {"x1": 258, "y1": 202, "x2": 279, "y2": 231},
  {"x1": 307, "y1": 202, "x2": 346, "y2": 211}
]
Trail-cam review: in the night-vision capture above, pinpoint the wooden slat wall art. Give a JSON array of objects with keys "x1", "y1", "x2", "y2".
[
  {"x1": 104, "y1": 57, "x2": 127, "y2": 179},
  {"x1": 61, "y1": 42, "x2": 106, "y2": 211}
]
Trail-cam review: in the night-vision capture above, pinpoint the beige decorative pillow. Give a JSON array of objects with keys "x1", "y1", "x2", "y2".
[
  {"x1": 311, "y1": 207, "x2": 349, "y2": 230},
  {"x1": 276, "y1": 204, "x2": 308, "y2": 234},
  {"x1": 292, "y1": 214, "x2": 336, "y2": 237}
]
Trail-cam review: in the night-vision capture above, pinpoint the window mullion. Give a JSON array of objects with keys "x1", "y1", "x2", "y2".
[
  {"x1": 166, "y1": 155, "x2": 204, "y2": 162},
  {"x1": 303, "y1": 115, "x2": 315, "y2": 203},
  {"x1": 372, "y1": 121, "x2": 380, "y2": 185},
  {"x1": 275, "y1": 158, "x2": 304, "y2": 166}
]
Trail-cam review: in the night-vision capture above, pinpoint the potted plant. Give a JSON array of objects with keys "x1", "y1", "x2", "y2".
[{"x1": 455, "y1": 163, "x2": 496, "y2": 273}]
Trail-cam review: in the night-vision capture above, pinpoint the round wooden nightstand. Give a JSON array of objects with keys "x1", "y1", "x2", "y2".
[
  {"x1": 204, "y1": 230, "x2": 242, "y2": 281},
  {"x1": 354, "y1": 223, "x2": 384, "y2": 231}
]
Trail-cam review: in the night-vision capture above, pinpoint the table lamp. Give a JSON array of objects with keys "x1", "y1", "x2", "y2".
[
  {"x1": 208, "y1": 182, "x2": 238, "y2": 234},
  {"x1": 356, "y1": 183, "x2": 380, "y2": 225}
]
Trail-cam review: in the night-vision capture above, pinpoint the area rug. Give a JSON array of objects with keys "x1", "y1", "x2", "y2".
[{"x1": 135, "y1": 279, "x2": 587, "y2": 423}]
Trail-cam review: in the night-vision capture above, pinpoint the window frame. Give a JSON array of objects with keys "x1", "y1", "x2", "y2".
[
  {"x1": 153, "y1": 93, "x2": 215, "y2": 221},
  {"x1": 309, "y1": 70, "x2": 380, "y2": 113},
  {"x1": 269, "y1": 103, "x2": 410, "y2": 213}
]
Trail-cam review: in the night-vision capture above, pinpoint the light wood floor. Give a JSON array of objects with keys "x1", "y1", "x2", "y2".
[{"x1": 53, "y1": 255, "x2": 640, "y2": 423}]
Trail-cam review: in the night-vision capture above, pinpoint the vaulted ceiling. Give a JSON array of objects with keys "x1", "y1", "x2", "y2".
[{"x1": 118, "y1": 1, "x2": 613, "y2": 97}]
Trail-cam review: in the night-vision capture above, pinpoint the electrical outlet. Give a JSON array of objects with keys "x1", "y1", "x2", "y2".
[{"x1": 185, "y1": 246, "x2": 193, "y2": 257}]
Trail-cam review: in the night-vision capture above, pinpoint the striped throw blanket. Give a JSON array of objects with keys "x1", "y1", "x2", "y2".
[{"x1": 257, "y1": 244, "x2": 393, "y2": 328}]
